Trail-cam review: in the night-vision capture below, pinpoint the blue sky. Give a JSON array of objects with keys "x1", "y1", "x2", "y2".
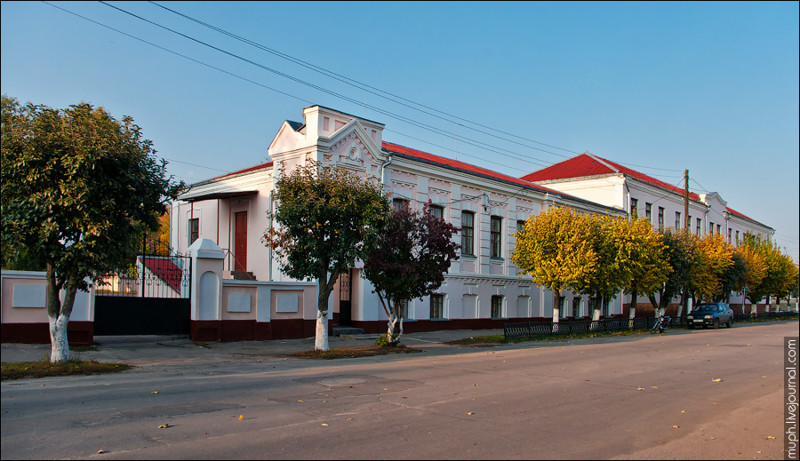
[{"x1": 2, "y1": 1, "x2": 798, "y2": 261}]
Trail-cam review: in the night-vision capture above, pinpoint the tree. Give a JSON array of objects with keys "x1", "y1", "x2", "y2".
[
  {"x1": 572, "y1": 214, "x2": 641, "y2": 321},
  {"x1": 735, "y1": 243, "x2": 767, "y2": 313},
  {"x1": 264, "y1": 161, "x2": 390, "y2": 351},
  {"x1": 717, "y1": 250, "x2": 748, "y2": 303},
  {"x1": 1, "y1": 96, "x2": 183, "y2": 362},
  {"x1": 691, "y1": 233, "x2": 734, "y2": 302},
  {"x1": 614, "y1": 217, "x2": 672, "y2": 320},
  {"x1": 363, "y1": 202, "x2": 459, "y2": 345},
  {"x1": 647, "y1": 229, "x2": 698, "y2": 318},
  {"x1": 512, "y1": 207, "x2": 598, "y2": 322}
]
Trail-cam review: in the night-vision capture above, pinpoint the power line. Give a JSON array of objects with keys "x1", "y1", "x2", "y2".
[
  {"x1": 43, "y1": 1, "x2": 534, "y2": 176},
  {"x1": 98, "y1": 0, "x2": 565, "y2": 169},
  {"x1": 50, "y1": 1, "x2": 690, "y2": 181},
  {"x1": 148, "y1": 1, "x2": 583, "y2": 160}
]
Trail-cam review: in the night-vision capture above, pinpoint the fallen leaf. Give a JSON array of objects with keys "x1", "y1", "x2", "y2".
[
  {"x1": 761, "y1": 376, "x2": 766, "y2": 379},
  {"x1": 152, "y1": 391, "x2": 159, "y2": 395},
  {"x1": 672, "y1": 425, "x2": 679, "y2": 429},
  {"x1": 466, "y1": 412, "x2": 474, "y2": 416},
  {"x1": 650, "y1": 386, "x2": 659, "y2": 389},
  {"x1": 681, "y1": 410, "x2": 686, "y2": 414},
  {"x1": 346, "y1": 417, "x2": 353, "y2": 421},
  {"x1": 238, "y1": 415, "x2": 244, "y2": 421},
  {"x1": 767, "y1": 435, "x2": 776, "y2": 440},
  {"x1": 400, "y1": 396, "x2": 407, "y2": 399},
  {"x1": 321, "y1": 423, "x2": 328, "y2": 427},
  {"x1": 158, "y1": 424, "x2": 169, "y2": 429},
  {"x1": 97, "y1": 450, "x2": 106, "y2": 454},
  {"x1": 297, "y1": 400, "x2": 304, "y2": 403},
  {"x1": 712, "y1": 378, "x2": 723, "y2": 382},
  {"x1": 637, "y1": 387, "x2": 646, "y2": 391}
]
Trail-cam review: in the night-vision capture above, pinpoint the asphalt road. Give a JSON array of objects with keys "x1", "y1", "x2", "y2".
[{"x1": 1, "y1": 321, "x2": 796, "y2": 460}]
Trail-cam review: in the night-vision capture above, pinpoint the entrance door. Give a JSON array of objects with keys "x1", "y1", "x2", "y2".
[
  {"x1": 339, "y1": 270, "x2": 352, "y2": 325},
  {"x1": 234, "y1": 211, "x2": 247, "y2": 272}
]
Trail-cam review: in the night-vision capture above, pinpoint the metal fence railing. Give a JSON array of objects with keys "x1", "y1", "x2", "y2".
[{"x1": 504, "y1": 312, "x2": 798, "y2": 341}]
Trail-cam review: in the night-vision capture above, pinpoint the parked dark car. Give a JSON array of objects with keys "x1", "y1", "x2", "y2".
[{"x1": 687, "y1": 302, "x2": 734, "y2": 329}]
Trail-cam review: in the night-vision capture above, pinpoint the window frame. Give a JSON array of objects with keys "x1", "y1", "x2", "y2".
[
  {"x1": 428, "y1": 204, "x2": 444, "y2": 220},
  {"x1": 490, "y1": 216, "x2": 502, "y2": 259},
  {"x1": 188, "y1": 218, "x2": 199, "y2": 245},
  {"x1": 491, "y1": 295, "x2": 505, "y2": 319},
  {"x1": 430, "y1": 294, "x2": 445, "y2": 320},
  {"x1": 461, "y1": 211, "x2": 475, "y2": 256}
]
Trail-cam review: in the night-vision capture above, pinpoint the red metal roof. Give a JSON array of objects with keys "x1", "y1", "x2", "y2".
[
  {"x1": 381, "y1": 141, "x2": 562, "y2": 195},
  {"x1": 521, "y1": 153, "x2": 701, "y2": 201},
  {"x1": 138, "y1": 257, "x2": 184, "y2": 293},
  {"x1": 726, "y1": 207, "x2": 768, "y2": 228},
  {"x1": 208, "y1": 162, "x2": 273, "y2": 182}
]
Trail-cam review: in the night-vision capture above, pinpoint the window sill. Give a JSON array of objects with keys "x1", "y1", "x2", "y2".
[{"x1": 429, "y1": 318, "x2": 450, "y2": 321}]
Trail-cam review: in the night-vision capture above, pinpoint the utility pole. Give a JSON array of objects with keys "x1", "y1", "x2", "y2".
[{"x1": 684, "y1": 169, "x2": 690, "y2": 232}]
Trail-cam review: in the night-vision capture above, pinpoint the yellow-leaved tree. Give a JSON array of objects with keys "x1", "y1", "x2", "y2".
[
  {"x1": 692, "y1": 233, "x2": 734, "y2": 302},
  {"x1": 613, "y1": 217, "x2": 672, "y2": 320},
  {"x1": 512, "y1": 207, "x2": 598, "y2": 322},
  {"x1": 735, "y1": 244, "x2": 767, "y2": 314}
]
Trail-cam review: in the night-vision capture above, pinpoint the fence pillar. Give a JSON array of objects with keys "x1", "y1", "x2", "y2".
[{"x1": 188, "y1": 239, "x2": 225, "y2": 322}]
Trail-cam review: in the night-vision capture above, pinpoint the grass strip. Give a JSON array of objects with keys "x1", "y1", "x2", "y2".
[
  {"x1": 288, "y1": 345, "x2": 423, "y2": 359},
  {"x1": 1, "y1": 360, "x2": 131, "y2": 381}
]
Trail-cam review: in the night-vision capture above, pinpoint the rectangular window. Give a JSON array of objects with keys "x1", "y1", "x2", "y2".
[
  {"x1": 188, "y1": 218, "x2": 199, "y2": 245},
  {"x1": 393, "y1": 198, "x2": 409, "y2": 211},
  {"x1": 430, "y1": 294, "x2": 444, "y2": 319},
  {"x1": 461, "y1": 211, "x2": 474, "y2": 256},
  {"x1": 658, "y1": 207, "x2": 664, "y2": 231},
  {"x1": 490, "y1": 216, "x2": 502, "y2": 258},
  {"x1": 573, "y1": 297, "x2": 581, "y2": 317},
  {"x1": 559, "y1": 296, "x2": 567, "y2": 318},
  {"x1": 696, "y1": 218, "x2": 702, "y2": 235},
  {"x1": 675, "y1": 211, "x2": 681, "y2": 230},
  {"x1": 630, "y1": 198, "x2": 638, "y2": 218},
  {"x1": 491, "y1": 295, "x2": 504, "y2": 318},
  {"x1": 429, "y1": 204, "x2": 443, "y2": 220},
  {"x1": 728, "y1": 228, "x2": 732, "y2": 244},
  {"x1": 716, "y1": 224, "x2": 721, "y2": 235},
  {"x1": 517, "y1": 220, "x2": 525, "y2": 232},
  {"x1": 709, "y1": 222, "x2": 714, "y2": 234},
  {"x1": 645, "y1": 203, "x2": 652, "y2": 222},
  {"x1": 736, "y1": 230, "x2": 740, "y2": 243}
]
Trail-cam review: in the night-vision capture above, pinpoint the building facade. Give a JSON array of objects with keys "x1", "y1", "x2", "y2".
[
  {"x1": 522, "y1": 153, "x2": 775, "y2": 315},
  {"x1": 171, "y1": 105, "x2": 628, "y2": 338}
]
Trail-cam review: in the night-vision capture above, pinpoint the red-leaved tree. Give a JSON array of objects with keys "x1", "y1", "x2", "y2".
[{"x1": 363, "y1": 202, "x2": 460, "y2": 345}]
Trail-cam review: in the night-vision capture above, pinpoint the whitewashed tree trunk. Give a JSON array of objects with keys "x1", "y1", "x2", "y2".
[
  {"x1": 315, "y1": 308, "x2": 329, "y2": 351},
  {"x1": 48, "y1": 313, "x2": 70, "y2": 363}
]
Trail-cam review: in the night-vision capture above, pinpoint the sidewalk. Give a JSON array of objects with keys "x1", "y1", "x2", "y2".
[{"x1": 0, "y1": 329, "x2": 505, "y2": 366}]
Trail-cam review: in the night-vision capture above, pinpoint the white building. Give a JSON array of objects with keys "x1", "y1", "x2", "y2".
[
  {"x1": 522, "y1": 152, "x2": 775, "y2": 314},
  {"x1": 171, "y1": 105, "x2": 626, "y2": 339}
]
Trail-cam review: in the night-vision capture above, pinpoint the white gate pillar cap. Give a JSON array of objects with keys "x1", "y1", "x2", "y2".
[{"x1": 188, "y1": 239, "x2": 225, "y2": 259}]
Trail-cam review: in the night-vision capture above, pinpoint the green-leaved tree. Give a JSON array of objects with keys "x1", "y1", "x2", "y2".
[
  {"x1": 264, "y1": 161, "x2": 390, "y2": 351},
  {"x1": 1, "y1": 96, "x2": 184, "y2": 362}
]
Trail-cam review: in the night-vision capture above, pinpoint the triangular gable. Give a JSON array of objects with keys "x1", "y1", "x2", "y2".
[
  {"x1": 268, "y1": 120, "x2": 305, "y2": 155},
  {"x1": 326, "y1": 118, "x2": 386, "y2": 165}
]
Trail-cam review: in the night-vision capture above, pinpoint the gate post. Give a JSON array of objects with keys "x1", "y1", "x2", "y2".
[{"x1": 188, "y1": 239, "x2": 225, "y2": 341}]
